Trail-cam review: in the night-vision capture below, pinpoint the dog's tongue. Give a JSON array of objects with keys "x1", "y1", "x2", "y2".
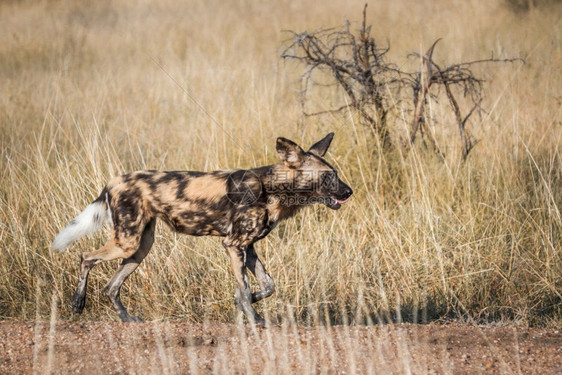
[{"x1": 333, "y1": 197, "x2": 350, "y2": 204}]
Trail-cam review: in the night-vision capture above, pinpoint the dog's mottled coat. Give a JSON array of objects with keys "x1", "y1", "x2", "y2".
[{"x1": 53, "y1": 133, "x2": 353, "y2": 324}]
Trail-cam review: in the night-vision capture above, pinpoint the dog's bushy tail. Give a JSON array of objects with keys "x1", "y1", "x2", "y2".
[{"x1": 52, "y1": 190, "x2": 112, "y2": 252}]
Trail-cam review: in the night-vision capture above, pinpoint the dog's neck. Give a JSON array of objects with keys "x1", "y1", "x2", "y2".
[
  {"x1": 265, "y1": 195, "x2": 306, "y2": 223},
  {"x1": 255, "y1": 164, "x2": 310, "y2": 223}
]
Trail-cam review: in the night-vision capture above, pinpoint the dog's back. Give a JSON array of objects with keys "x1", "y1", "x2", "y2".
[{"x1": 105, "y1": 170, "x2": 237, "y2": 237}]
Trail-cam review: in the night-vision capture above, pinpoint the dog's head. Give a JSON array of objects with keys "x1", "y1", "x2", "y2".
[{"x1": 275, "y1": 133, "x2": 353, "y2": 210}]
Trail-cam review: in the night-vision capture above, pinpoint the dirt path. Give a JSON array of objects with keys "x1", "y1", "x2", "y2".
[{"x1": 1, "y1": 321, "x2": 560, "y2": 374}]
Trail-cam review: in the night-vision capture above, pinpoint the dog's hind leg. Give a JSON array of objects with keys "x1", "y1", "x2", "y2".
[
  {"x1": 71, "y1": 253, "x2": 96, "y2": 315},
  {"x1": 71, "y1": 230, "x2": 143, "y2": 316},
  {"x1": 246, "y1": 244, "x2": 275, "y2": 303},
  {"x1": 103, "y1": 219, "x2": 156, "y2": 322},
  {"x1": 223, "y1": 243, "x2": 265, "y2": 326}
]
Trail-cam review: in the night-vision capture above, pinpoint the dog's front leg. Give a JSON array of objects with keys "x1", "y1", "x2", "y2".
[
  {"x1": 246, "y1": 244, "x2": 275, "y2": 303},
  {"x1": 223, "y1": 243, "x2": 265, "y2": 326}
]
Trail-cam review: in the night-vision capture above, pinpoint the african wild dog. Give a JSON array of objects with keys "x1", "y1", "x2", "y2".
[{"x1": 53, "y1": 133, "x2": 353, "y2": 324}]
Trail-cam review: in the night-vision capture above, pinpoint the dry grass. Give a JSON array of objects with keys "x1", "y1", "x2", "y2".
[{"x1": 1, "y1": 0, "x2": 561, "y2": 328}]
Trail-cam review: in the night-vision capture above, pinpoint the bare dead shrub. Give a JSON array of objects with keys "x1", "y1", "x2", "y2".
[
  {"x1": 505, "y1": 0, "x2": 562, "y2": 12},
  {"x1": 282, "y1": 5, "x2": 398, "y2": 148},
  {"x1": 282, "y1": 4, "x2": 523, "y2": 160},
  {"x1": 404, "y1": 39, "x2": 523, "y2": 160}
]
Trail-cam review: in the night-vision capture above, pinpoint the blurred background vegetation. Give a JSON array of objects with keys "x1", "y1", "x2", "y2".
[{"x1": 0, "y1": 0, "x2": 561, "y2": 326}]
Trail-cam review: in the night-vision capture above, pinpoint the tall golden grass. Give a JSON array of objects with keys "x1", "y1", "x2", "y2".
[{"x1": 1, "y1": 0, "x2": 560, "y2": 326}]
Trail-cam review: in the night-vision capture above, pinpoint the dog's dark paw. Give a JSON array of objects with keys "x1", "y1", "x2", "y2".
[
  {"x1": 118, "y1": 311, "x2": 144, "y2": 323},
  {"x1": 253, "y1": 315, "x2": 267, "y2": 328},
  {"x1": 70, "y1": 291, "x2": 86, "y2": 314}
]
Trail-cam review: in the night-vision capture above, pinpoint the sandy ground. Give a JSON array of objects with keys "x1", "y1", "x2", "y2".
[{"x1": 1, "y1": 321, "x2": 561, "y2": 374}]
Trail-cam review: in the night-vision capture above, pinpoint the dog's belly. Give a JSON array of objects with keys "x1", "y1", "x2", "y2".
[{"x1": 159, "y1": 210, "x2": 230, "y2": 237}]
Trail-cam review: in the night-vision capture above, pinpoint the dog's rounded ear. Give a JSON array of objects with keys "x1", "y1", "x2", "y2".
[
  {"x1": 276, "y1": 137, "x2": 305, "y2": 168},
  {"x1": 308, "y1": 132, "x2": 334, "y2": 157}
]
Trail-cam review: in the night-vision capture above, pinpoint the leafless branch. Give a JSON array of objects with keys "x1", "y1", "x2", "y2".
[{"x1": 282, "y1": 4, "x2": 524, "y2": 160}]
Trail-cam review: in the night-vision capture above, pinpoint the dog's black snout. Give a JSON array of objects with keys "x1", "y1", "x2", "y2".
[{"x1": 342, "y1": 187, "x2": 353, "y2": 199}]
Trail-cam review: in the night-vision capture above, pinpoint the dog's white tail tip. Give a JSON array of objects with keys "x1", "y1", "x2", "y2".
[{"x1": 52, "y1": 202, "x2": 109, "y2": 252}]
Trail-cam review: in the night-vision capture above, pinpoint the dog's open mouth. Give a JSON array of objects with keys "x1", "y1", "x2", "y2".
[
  {"x1": 333, "y1": 197, "x2": 350, "y2": 204},
  {"x1": 326, "y1": 196, "x2": 351, "y2": 210}
]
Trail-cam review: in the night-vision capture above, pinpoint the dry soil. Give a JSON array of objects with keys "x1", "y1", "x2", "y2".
[{"x1": 1, "y1": 321, "x2": 561, "y2": 374}]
